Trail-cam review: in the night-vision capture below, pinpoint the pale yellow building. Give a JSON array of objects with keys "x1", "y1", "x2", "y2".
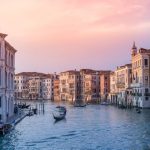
[
  {"x1": 110, "y1": 72, "x2": 118, "y2": 104},
  {"x1": 115, "y1": 64, "x2": 132, "y2": 106},
  {"x1": 131, "y1": 43, "x2": 150, "y2": 108},
  {"x1": 110, "y1": 64, "x2": 132, "y2": 107}
]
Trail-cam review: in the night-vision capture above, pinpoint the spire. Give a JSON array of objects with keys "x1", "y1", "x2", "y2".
[
  {"x1": 132, "y1": 41, "x2": 137, "y2": 49},
  {"x1": 131, "y1": 41, "x2": 137, "y2": 56}
]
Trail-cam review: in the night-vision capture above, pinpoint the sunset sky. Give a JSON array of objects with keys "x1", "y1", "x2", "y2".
[{"x1": 0, "y1": 0, "x2": 150, "y2": 73}]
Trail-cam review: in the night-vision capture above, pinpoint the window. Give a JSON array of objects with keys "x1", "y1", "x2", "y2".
[
  {"x1": 145, "y1": 97, "x2": 149, "y2": 101},
  {"x1": 145, "y1": 88, "x2": 149, "y2": 93},
  {"x1": 144, "y1": 59, "x2": 148, "y2": 67},
  {"x1": 145, "y1": 76, "x2": 148, "y2": 85}
]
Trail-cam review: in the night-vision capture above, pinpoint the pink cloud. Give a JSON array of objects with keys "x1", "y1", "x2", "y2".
[{"x1": 0, "y1": 0, "x2": 150, "y2": 73}]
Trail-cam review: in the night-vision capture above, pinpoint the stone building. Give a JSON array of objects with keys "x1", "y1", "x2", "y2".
[
  {"x1": 14, "y1": 72, "x2": 30, "y2": 99},
  {"x1": 131, "y1": 43, "x2": 150, "y2": 108},
  {"x1": 110, "y1": 72, "x2": 118, "y2": 104},
  {"x1": 0, "y1": 33, "x2": 16, "y2": 124},
  {"x1": 99, "y1": 71, "x2": 111, "y2": 101},
  {"x1": 53, "y1": 75, "x2": 60, "y2": 101},
  {"x1": 41, "y1": 74, "x2": 54, "y2": 100},
  {"x1": 81, "y1": 70, "x2": 100, "y2": 103},
  {"x1": 115, "y1": 64, "x2": 132, "y2": 107},
  {"x1": 28, "y1": 76, "x2": 43, "y2": 100},
  {"x1": 59, "y1": 70, "x2": 80, "y2": 103},
  {"x1": 15, "y1": 72, "x2": 54, "y2": 100}
]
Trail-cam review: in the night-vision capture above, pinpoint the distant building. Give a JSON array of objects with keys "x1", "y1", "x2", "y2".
[
  {"x1": 0, "y1": 33, "x2": 17, "y2": 124},
  {"x1": 15, "y1": 72, "x2": 30, "y2": 99},
  {"x1": 80, "y1": 70, "x2": 99, "y2": 103},
  {"x1": 59, "y1": 69, "x2": 112, "y2": 103},
  {"x1": 59, "y1": 70, "x2": 80, "y2": 103},
  {"x1": 110, "y1": 72, "x2": 117, "y2": 104},
  {"x1": 115, "y1": 64, "x2": 132, "y2": 106},
  {"x1": 15, "y1": 72, "x2": 54, "y2": 100},
  {"x1": 99, "y1": 71, "x2": 111, "y2": 101},
  {"x1": 131, "y1": 43, "x2": 150, "y2": 108},
  {"x1": 41, "y1": 74, "x2": 54, "y2": 100},
  {"x1": 53, "y1": 74, "x2": 60, "y2": 101}
]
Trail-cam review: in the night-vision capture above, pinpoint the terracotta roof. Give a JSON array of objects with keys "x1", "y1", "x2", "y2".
[
  {"x1": 60, "y1": 70, "x2": 80, "y2": 74},
  {"x1": 15, "y1": 72, "x2": 49, "y2": 77},
  {"x1": 139, "y1": 48, "x2": 150, "y2": 54},
  {"x1": 117, "y1": 64, "x2": 132, "y2": 70}
]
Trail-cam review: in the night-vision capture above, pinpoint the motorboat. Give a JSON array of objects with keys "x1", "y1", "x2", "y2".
[{"x1": 53, "y1": 106, "x2": 66, "y2": 121}]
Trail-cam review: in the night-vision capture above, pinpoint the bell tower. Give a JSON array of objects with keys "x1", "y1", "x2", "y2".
[{"x1": 131, "y1": 41, "x2": 137, "y2": 57}]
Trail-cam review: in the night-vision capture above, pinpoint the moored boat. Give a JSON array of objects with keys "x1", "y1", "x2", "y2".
[
  {"x1": 100, "y1": 101, "x2": 110, "y2": 105},
  {"x1": 74, "y1": 100, "x2": 86, "y2": 107},
  {"x1": 136, "y1": 108, "x2": 141, "y2": 114}
]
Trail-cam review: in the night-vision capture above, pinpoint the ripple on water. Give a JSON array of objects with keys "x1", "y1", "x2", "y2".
[
  {"x1": 1, "y1": 102, "x2": 150, "y2": 150},
  {"x1": 62, "y1": 133, "x2": 76, "y2": 137},
  {"x1": 44, "y1": 136, "x2": 60, "y2": 140},
  {"x1": 68, "y1": 130, "x2": 76, "y2": 133}
]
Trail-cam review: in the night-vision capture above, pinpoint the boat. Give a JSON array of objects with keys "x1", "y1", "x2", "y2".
[
  {"x1": 136, "y1": 108, "x2": 141, "y2": 114},
  {"x1": 100, "y1": 101, "x2": 110, "y2": 105},
  {"x1": 27, "y1": 110, "x2": 34, "y2": 116},
  {"x1": 74, "y1": 103, "x2": 86, "y2": 107},
  {"x1": 0, "y1": 124, "x2": 14, "y2": 135},
  {"x1": 53, "y1": 106, "x2": 66, "y2": 121},
  {"x1": 18, "y1": 103, "x2": 30, "y2": 109},
  {"x1": 74, "y1": 100, "x2": 86, "y2": 107}
]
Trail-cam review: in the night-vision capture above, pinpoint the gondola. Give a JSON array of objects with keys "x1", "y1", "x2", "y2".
[{"x1": 53, "y1": 106, "x2": 66, "y2": 121}]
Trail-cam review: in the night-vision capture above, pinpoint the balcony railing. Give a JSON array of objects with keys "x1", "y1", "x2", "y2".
[{"x1": 132, "y1": 93, "x2": 142, "y2": 97}]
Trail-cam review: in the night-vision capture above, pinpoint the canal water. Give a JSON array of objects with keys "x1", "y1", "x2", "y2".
[{"x1": 0, "y1": 101, "x2": 150, "y2": 150}]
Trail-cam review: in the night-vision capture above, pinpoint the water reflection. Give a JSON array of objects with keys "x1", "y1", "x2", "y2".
[{"x1": 53, "y1": 118, "x2": 67, "y2": 124}]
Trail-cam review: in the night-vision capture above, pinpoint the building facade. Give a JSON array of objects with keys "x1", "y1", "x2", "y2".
[
  {"x1": 115, "y1": 64, "x2": 132, "y2": 107},
  {"x1": 0, "y1": 33, "x2": 16, "y2": 124},
  {"x1": 59, "y1": 70, "x2": 80, "y2": 103},
  {"x1": 53, "y1": 75, "x2": 60, "y2": 101},
  {"x1": 99, "y1": 71, "x2": 111, "y2": 101},
  {"x1": 131, "y1": 44, "x2": 150, "y2": 108},
  {"x1": 41, "y1": 75, "x2": 54, "y2": 100},
  {"x1": 110, "y1": 72, "x2": 118, "y2": 104},
  {"x1": 82, "y1": 72, "x2": 99, "y2": 103},
  {"x1": 15, "y1": 72, "x2": 55, "y2": 100},
  {"x1": 14, "y1": 73, "x2": 30, "y2": 99}
]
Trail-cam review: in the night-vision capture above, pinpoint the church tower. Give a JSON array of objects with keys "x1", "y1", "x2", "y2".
[{"x1": 131, "y1": 41, "x2": 137, "y2": 57}]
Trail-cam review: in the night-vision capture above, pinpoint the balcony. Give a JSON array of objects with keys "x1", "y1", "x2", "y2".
[{"x1": 116, "y1": 83, "x2": 125, "y2": 88}]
